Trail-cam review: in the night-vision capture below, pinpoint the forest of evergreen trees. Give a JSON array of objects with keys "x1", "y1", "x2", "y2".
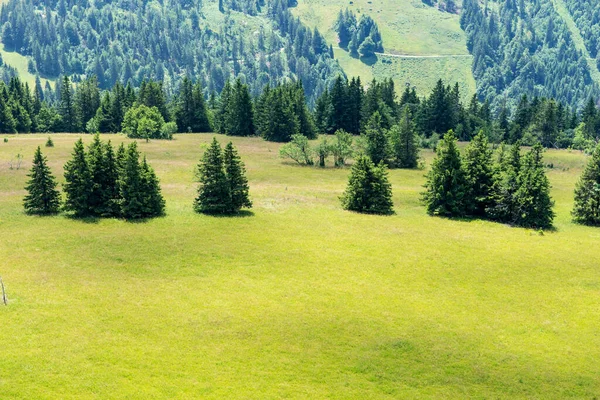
[
  {"x1": 2, "y1": 72, "x2": 600, "y2": 154},
  {"x1": 0, "y1": 0, "x2": 341, "y2": 103},
  {"x1": 460, "y1": 0, "x2": 600, "y2": 111}
]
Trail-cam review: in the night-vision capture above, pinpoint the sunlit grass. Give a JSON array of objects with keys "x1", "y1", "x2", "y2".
[{"x1": 0, "y1": 134, "x2": 599, "y2": 398}]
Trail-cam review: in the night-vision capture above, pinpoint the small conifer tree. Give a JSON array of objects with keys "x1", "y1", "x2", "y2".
[
  {"x1": 119, "y1": 142, "x2": 145, "y2": 219},
  {"x1": 363, "y1": 111, "x2": 388, "y2": 165},
  {"x1": 572, "y1": 144, "x2": 600, "y2": 225},
  {"x1": 422, "y1": 131, "x2": 469, "y2": 217},
  {"x1": 224, "y1": 142, "x2": 252, "y2": 212},
  {"x1": 463, "y1": 131, "x2": 494, "y2": 216},
  {"x1": 23, "y1": 146, "x2": 61, "y2": 215},
  {"x1": 63, "y1": 138, "x2": 93, "y2": 216},
  {"x1": 389, "y1": 106, "x2": 419, "y2": 168},
  {"x1": 487, "y1": 141, "x2": 522, "y2": 223},
  {"x1": 140, "y1": 155, "x2": 166, "y2": 217},
  {"x1": 194, "y1": 138, "x2": 232, "y2": 214},
  {"x1": 341, "y1": 155, "x2": 394, "y2": 214},
  {"x1": 512, "y1": 143, "x2": 555, "y2": 229}
]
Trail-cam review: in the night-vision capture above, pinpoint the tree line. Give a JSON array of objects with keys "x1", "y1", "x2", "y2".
[{"x1": 3, "y1": 72, "x2": 600, "y2": 155}]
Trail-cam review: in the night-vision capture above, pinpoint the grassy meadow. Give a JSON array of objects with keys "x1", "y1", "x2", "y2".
[
  {"x1": 293, "y1": 0, "x2": 476, "y2": 98},
  {"x1": 1, "y1": 134, "x2": 600, "y2": 398}
]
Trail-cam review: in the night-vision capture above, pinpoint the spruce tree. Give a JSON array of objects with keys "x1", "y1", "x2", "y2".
[
  {"x1": 223, "y1": 142, "x2": 252, "y2": 212},
  {"x1": 194, "y1": 138, "x2": 232, "y2": 214},
  {"x1": 119, "y1": 142, "x2": 146, "y2": 219},
  {"x1": 513, "y1": 143, "x2": 554, "y2": 229},
  {"x1": 572, "y1": 145, "x2": 600, "y2": 225},
  {"x1": 341, "y1": 155, "x2": 394, "y2": 215},
  {"x1": 140, "y1": 156, "x2": 166, "y2": 217},
  {"x1": 463, "y1": 131, "x2": 494, "y2": 216},
  {"x1": 226, "y1": 79, "x2": 254, "y2": 136},
  {"x1": 422, "y1": 131, "x2": 469, "y2": 217},
  {"x1": 103, "y1": 141, "x2": 121, "y2": 217},
  {"x1": 23, "y1": 146, "x2": 61, "y2": 215},
  {"x1": 487, "y1": 142, "x2": 522, "y2": 223},
  {"x1": 363, "y1": 111, "x2": 388, "y2": 165},
  {"x1": 63, "y1": 138, "x2": 93, "y2": 216},
  {"x1": 389, "y1": 106, "x2": 419, "y2": 168}
]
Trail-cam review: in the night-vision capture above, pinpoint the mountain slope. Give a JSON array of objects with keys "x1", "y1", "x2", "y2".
[
  {"x1": 292, "y1": 0, "x2": 477, "y2": 100},
  {"x1": 0, "y1": 0, "x2": 343, "y2": 103}
]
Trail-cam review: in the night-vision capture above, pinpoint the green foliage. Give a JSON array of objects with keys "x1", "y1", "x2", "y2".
[
  {"x1": 513, "y1": 144, "x2": 555, "y2": 229},
  {"x1": 174, "y1": 77, "x2": 211, "y2": 133},
  {"x1": 461, "y1": 0, "x2": 599, "y2": 111},
  {"x1": 87, "y1": 135, "x2": 120, "y2": 217},
  {"x1": 335, "y1": 9, "x2": 384, "y2": 58},
  {"x1": 194, "y1": 138, "x2": 232, "y2": 214},
  {"x1": 572, "y1": 144, "x2": 600, "y2": 225},
  {"x1": 462, "y1": 131, "x2": 494, "y2": 216},
  {"x1": 363, "y1": 112, "x2": 389, "y2": 166},
  {"x1": 422, "y1": 131, "x2": 469, "y2": 217},
  {"x1": 63, "y1": 138, "x2": 93, "y2": 216},
  {"x1": 122, "y1": 105, "x2": 167, "y2": 141},
  {"x1": 279, "y1": 134, "x2": 314, "y2": 165},
  {"x1": 195, "y1": 138, "x2": 251, "y2": 214},
  {"x1": 341, "y1": 155, "x2": 394, "y2": 215},
  {"x1": 332, "y1": 129, "x2": 354, "y2": 167},
  {"x1": 389, "y1": 106, "x2": 419, "y2": 168},
  {"x1": 315, "y1": 136, "x2": 332, "y2": 167},
  {"x1": 486, "y1": 142, "x2": 523, "y2": 224},
  {"x1": 120, "y1": 142, "x2": 165, "y2": 219},
  {"x1": 23, "y1": 146, "x2": 61, "y2": 215},
  {"x1": 224, "y1": 142, "x2": 252, "y2": 212},
  {"x1": 45, "y1": 137, "x2": 54, "y2": 148}
]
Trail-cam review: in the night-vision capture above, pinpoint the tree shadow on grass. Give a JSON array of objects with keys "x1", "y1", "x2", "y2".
[
  {"x1": 430, "y1": 214, "x2": 558, "y2": 233},
  {"x1": 202, "y1": 210, "x2": 255, "y2": 219},
  {"x1": 65, "y1": 214, "x2": 101, "y2": 224},
  {"x1": 360, "y1": 54, "x2": 378, "y2": 66}
]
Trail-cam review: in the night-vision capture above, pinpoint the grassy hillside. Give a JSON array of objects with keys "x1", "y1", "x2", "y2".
[
  {"x1": 293, "y1": 0, "x2": 476, "y2": 99},
  {"x1": 0, "y1": 44, "x2": 54, "y2": 89},
  {"x1": 1, "y1": 134, "x2": 600, "y2": 398}
]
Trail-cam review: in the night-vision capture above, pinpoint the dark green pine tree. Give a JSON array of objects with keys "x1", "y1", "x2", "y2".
[
  {"x1": 59, "y1": 75, "x2": 79, "y2": 132},
  {"x1": 23, "y1": 146, "x2": 61, "y2": 215},
  {"x1": 572, "y1": 144, "x2": 600, "y2": 225},
  {"x1": 95, "y1": 92, "x2": 114, "y2": 133},
  {"x1": 462, "y1": 131, "x2": 494, "y2": 216},
  {"x1": 422, "y1": 131, "x2": 469, "y2": 217},
  {"x1": 63, "y1": 138, "x2": 93, "y2": 216},
  {"x1": 215, "y1": 80, "x2": 232, "y2": 134},
  {"x1": 194, "y1": 137, "x2": 232, "y2": 214},
  {"x1": 389, "y1": 106, "x2": 419, "y2": 168},
  {"x1": 140, "y1": 156, "x2": 166, "y2": 217},
  {"x1": 119, "y1": 142, "x2": 146, "y2": 220},
  {"x1": 227, "y1": 79, "x2": 254, "y2": 136},
  {"x1": 103, "y1": 141, "x2": 121, "y2": 217},
  {"x1": 223, "y1": 142, "x2": 252, "y2": 212},
  {"x1": 363, "y1": 111, "x2": 388, "y2": 165},
  {"x1": 341, "y1": 155, "x2": 394, "y2": 215},
  {"x1": 513, "y1": 143, "x2": 555, "y2": 229},
  {"x1": 486, "y1": 142, "x2": 522, "y2": 223}
]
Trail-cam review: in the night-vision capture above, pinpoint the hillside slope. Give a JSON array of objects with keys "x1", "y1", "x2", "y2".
[{"x1": 293, "y1": 0, "x2": 477, "y2": 100}]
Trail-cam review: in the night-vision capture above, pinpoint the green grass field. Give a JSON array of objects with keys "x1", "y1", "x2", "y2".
[
  {"x1": 293, "y1": 0, "x2": 476, "y2": 98},
  {"x1": 1, "y1": 134, "x2": 600, "y2": 398}
]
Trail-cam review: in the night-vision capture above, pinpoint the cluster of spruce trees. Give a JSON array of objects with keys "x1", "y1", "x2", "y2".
[
  {"x1": 194, "y1": 138, "x2": 252, "y2": 215},
  {"x1": 24, "y1": 136, "x2": 165, "y2": 219},
  {"x1": 315, "y1": 76, "x2": 599, "y2": 149},
  {"x1": 334, "y1": 9, "x2": 384, "y2": 59},
  {"x1": 423, "y1": 132, "x2": 555, "y2": 229}
]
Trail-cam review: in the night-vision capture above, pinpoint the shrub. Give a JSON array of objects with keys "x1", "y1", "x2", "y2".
[
  {"x1": 122, "y1": 105, "x2": 167, "y2": 141},
  {"x1": 279, "y1": 134, "x2": 314, "y2": 165}
]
